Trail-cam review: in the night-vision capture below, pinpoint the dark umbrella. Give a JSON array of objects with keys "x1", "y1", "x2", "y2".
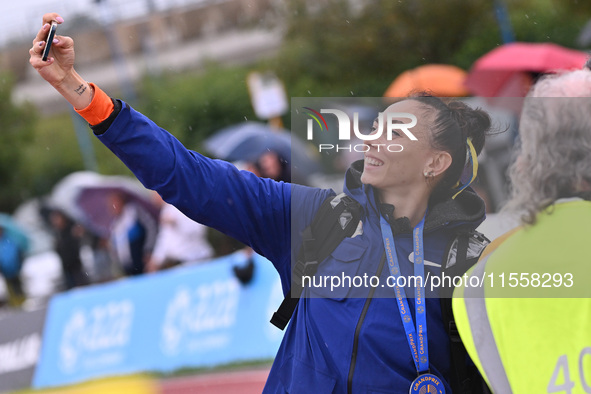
[
  {"x1": 204, "y1": 121, "x2": 320, "y2": 181},
  {"x1": 465, "y1": 42, "x2": 589, "y2": 98}
]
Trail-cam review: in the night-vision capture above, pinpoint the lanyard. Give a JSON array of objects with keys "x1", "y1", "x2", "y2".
[{"x1": 379, "y1": 213, "x2": 429, "y2": 374}]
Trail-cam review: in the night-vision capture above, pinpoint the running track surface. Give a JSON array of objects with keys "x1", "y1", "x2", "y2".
[{"x1": 159, "y1": 368, "x2": 271, "y2": 394}]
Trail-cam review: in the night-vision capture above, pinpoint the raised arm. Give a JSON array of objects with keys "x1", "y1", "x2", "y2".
[{"x1": 29, "y1": 13, "x2": 331, "y2": 287}]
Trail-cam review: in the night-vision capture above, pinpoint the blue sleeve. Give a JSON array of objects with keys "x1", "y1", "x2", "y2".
[{"x1": 96, "y1": 102, "x2": 333, "y2": 290}]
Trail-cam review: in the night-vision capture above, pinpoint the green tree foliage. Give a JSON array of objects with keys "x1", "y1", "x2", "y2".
[
  {"x1": 19, "y1": 113, "x2": 82, "y2": 199},
  {"x1": 558, "y1": 0, "x2": 591, "y2": 15},
  {"x1": 509, "y1": 0, "x2": 591, "y2": 47},
  {"x1": 0, "y1": 72, "x2": 36, "y2": 212},
  {"x1": 19, "y1": 112, "x2": 131, "y2": 200},
  {"x1": 270, "y1": 0, "x2": 591, "y2": 97},
  {"x1": 272, "y1": 0, "x2": 501, "y2": 96},
  {"x1": 137, "y1": 64, "x2": 257, "y2": 152}
]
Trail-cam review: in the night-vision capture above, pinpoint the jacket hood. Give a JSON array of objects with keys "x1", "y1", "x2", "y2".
[{"x1": 343, "y1": 159, "x2": 486, "y2": 233}]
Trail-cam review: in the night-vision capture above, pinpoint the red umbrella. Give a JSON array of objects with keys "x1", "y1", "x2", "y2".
[{"x1": 465, "y1": 42, "x2": 589, "y2": 97}]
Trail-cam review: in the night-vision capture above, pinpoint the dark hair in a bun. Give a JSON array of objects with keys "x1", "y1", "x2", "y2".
[{"x1": 408, "y1": 92, "x2": 491, "y2": 201}]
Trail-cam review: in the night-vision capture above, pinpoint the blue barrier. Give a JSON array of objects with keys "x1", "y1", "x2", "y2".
[{"x1": 33, "y1": 252, "x2": 284, "y2": 388}]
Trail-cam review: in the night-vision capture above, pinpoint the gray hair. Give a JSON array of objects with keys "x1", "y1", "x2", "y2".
[{"x1": 503, "y1": 69, "x2": 591, "y2": 224}]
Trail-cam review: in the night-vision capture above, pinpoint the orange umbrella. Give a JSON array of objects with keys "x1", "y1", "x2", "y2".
[{"x1": 384, "y1": 64, "x2": 470, "y2": 97}]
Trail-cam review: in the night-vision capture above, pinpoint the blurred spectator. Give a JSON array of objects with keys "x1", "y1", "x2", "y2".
[
  {"x1": 49, "y1": 210, "x2": 90, "y2": 290},
  {"x1": 0, "y1": 226, "x2": 26, "y2": 307},
  {"x1": 254, "y1": 151, "x2": 291, "y2": 182},
  {"x1": 146, "y1": 193, "x2": 214, "y2": 273},
  {"x1": 108, "y1": 191, "x2": 157, "y2": 276},
  {"x1": 86, "y1": 235, "x2": 115, "y2": 283}
]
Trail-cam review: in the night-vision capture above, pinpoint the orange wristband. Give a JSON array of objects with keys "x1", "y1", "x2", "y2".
[{"x1": 75, "y1": 83, "x2": 114, "y2": 126}]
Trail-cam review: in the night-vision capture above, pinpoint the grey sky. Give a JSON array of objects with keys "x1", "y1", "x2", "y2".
[{"x1": 2, "y1": 0, "x2": 211, "y2": 47}]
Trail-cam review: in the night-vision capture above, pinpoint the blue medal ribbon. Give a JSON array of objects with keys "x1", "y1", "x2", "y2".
[{"x1": 379, "y1": 213, "x2": 429, "y2": 374}]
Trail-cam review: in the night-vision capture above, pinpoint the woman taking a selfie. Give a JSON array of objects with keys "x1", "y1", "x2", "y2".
[{"x1": 30, "y1": 13, "x2": 492, "y2": 393}]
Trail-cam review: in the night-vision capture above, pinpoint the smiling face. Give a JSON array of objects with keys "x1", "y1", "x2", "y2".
[{"x1": 360, "y1": 99, "x2": 439, "y2": 195}]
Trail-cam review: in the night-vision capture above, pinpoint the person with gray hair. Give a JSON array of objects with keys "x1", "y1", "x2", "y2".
[
  {"x1": 504, "y1": 68, "x2": 591, "y2": 224},
  {"x1": 452, "y1": 67, "x2": 591, "y2": 393}
]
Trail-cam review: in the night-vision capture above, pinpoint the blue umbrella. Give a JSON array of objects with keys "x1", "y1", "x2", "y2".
[
  {"x1": 0, "y1": 213, "x2": 30, "y2": 253},
  {"x1": 204, "y1": 121, "x2": 320, "y2": 180}
]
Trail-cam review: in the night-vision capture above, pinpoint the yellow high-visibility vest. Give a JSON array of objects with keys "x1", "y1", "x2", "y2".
[{"x1": 453, "y1": 200, "x2": 591, "y2": 393}]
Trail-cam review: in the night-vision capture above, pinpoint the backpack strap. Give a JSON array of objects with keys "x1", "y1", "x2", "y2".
[
  {"x1": 441, "y1": 230, "x2": 490, "y2": 394},
  {"x1": 270, "y1": 193, "x2": 362, "y2": 330}
]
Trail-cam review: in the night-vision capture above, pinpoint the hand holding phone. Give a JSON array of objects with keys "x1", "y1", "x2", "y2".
[{"x1": 42, "y1": 21, "x2": 58, "y2": 61}]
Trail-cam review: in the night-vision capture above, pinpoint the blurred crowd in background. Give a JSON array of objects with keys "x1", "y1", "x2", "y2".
[{"x1": 0, "y1": 144, "x2": 300, "y2": 310}]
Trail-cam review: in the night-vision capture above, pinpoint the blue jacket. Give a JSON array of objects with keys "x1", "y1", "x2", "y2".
[{"x1": 94, "y1": 101, "x2": 486, "y2": 393}]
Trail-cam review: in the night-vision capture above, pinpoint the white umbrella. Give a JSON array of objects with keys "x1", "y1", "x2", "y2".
[{"x1": 49, "y1": 171, "x2": 159, "y2": 237}]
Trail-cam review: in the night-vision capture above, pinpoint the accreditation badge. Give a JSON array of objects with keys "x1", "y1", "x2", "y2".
[{"x1": 409, "y1": 373, "x2": 445, "y2": 394}]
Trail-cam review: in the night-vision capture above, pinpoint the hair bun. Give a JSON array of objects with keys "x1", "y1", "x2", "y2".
[{"x1": 447, "y1": 101, "x2": 491, "y2": 155}]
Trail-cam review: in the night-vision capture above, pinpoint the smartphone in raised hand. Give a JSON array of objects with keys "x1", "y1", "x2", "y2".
[{"x1": 42, "y1": 21, "x2": 58, "y2": 61}]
